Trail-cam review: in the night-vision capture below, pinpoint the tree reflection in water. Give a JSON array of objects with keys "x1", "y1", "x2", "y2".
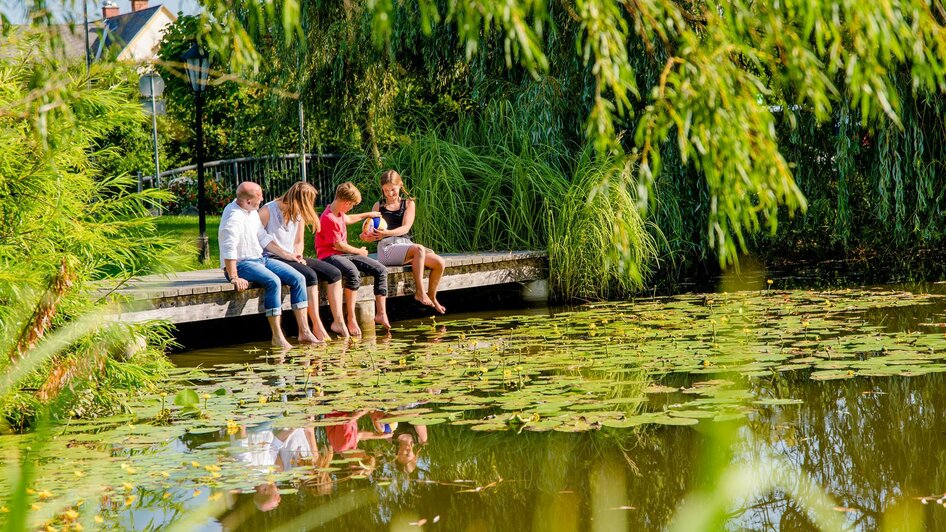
[{"x1": 742, "y1": 373, "x2": 946, "y2": 530}]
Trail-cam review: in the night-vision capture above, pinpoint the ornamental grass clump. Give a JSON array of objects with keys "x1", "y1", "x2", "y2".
[{"x1": 548, "y1": 151, "x2": 657, "y2": 301}]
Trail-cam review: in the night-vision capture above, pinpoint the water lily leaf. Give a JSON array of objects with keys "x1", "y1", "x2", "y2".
[
  {"x1": 668, "y1": 410, "x2": 716, "y2": 419},
  {"x1": 649, "y1": 415, "x2": 699, "y2": 426},
  {"x1": 810, "y1": 370, "x2": 855, "y2": 381},
  {"x1": 601, "y1": 417, "x2": 649, "y2": 428},
  {"x1": 775, "y1": 364, "x2": 812, "y2": 372},
  {"x1": 644, "y1": 385, "x2": 678, "y2": 394},
  {"x1": 185, "y1": 427, "x2": 219, "y2": 435},
  {"x1": 174, "y1": 389, "x2": 200, "y2": 408},
  {"x1": 523, "y1": 420, "x2": 561, "y2": 431},
  {"x1": 469, "y1": 422, "x2": 508, "y2": 432}
]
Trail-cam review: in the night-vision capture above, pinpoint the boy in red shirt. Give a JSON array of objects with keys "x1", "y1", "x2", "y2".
[{"x1": 316, "y1": 182, "x2": 390, "y2": 335}]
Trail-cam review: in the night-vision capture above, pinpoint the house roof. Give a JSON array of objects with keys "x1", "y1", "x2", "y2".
[
  {"x1": 0, "y1": 5, "x2": 174, "y2": 63},
  {"x1": 90, "y1": 5, "x2": 174, "y2": 61},
  {"x1": 57, "y1": 23, "x2": 96, "y2": 59}
]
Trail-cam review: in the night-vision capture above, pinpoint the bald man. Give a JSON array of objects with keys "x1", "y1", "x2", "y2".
[{"x1": 219, "y1": 181, "x2": 319, "y2": 347}]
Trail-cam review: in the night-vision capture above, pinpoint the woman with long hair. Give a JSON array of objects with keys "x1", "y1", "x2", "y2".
[{"x1": 260, "y1": 181, "x2": 349, "y2": 339}]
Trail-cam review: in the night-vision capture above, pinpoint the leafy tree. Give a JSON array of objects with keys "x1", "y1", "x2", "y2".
[
  {"x1": 185, "y1": 0, "x2": 946, "y2": 268},
  {"x1": 157, "y1": 14, "x2": 300, "y2": 164}
]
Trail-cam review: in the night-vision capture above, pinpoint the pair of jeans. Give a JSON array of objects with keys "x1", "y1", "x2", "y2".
[
  {"x1": 323, "y1": 254, "x2": 388, "y2": 296},
  {"x1": 268, "y1": 256, "x2": 343, "y2": 286},
  {"x1": 232, "y1": 257, "x2": 308, "y2": 316}
]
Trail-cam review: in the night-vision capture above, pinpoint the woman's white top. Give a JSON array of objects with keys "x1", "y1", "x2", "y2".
[{"x1": 262, "y1": 201, "x2": 300, "y2": 255}]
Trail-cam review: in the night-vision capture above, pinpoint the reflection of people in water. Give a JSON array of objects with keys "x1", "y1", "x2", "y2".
[
  {"x1": 228, "y1": 423, "x2": 317, "y2": 515},
  {"x1": 302, "y1": 446, "x2": 337, "y2": 496},
  {"x1": 392, "y1": 423, "x2": 428, "y2": 474},
  {"x1": 234, "y1": 425, "x2": 317, "y2": 472},
  {"x1": 367, "y1": 410, "x2": 430, "y2": 474},
  {"x1": 252, "y1": 482, "x2": 281, "y2": 513},
  {"x1": 320, "y1": 410, "x2": 395, "y2": 486},
  {"x1": 324, "y1": 410, "x2": 392, "y2": 453}
]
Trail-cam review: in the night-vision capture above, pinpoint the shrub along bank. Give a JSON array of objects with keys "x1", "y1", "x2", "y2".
[{"x1": 0, "y1": 36, "x2": 178, "y2": 431}]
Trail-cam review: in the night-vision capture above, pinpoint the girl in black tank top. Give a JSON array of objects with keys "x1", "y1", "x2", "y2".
[
  {"x1": 362, "y1": 170, "x2": 447, "y2": 314},
  {"x1": 378, "y1": 195, "x2": 411, "y2": 238}
]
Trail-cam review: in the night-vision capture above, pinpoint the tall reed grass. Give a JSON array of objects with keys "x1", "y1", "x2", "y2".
[{"x1": 548, "y1": 152, "x2": 657, "y2": 301}]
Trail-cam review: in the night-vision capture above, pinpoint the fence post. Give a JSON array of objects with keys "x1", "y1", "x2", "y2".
[
  {"x1": 262, "y1": 160, "x2": 269, "y2": 196},
  {"x1": 137, "y1": 171, "x2": 142, "y2": 193}
]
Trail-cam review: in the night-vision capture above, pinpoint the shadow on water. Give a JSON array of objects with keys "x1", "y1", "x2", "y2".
[{"x1": 171, "y1": 284, "x2": 536, "y2": 352}]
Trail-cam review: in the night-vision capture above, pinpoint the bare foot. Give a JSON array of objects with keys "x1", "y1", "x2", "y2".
[
  {"x1": 272, "y1": 336, "x2": 292, "y2": 349},
  {"x1": 314, "y1": 326, "x2": 331, "y2": 343},
  {"x1": 347, "y1": 319, "x2": 362, "y2": 337},
  {"x1": 374, "y1": 313, "x2": 391, "y2": 330},
  {"x1": 331, "y1": 321, "x2": 350, "y2": 338},
  {"x1": 298, "y1": 332, "x2": 322, "y2": 344},
  {"x1": 414, "y1": 293, "x2": 434, "y2": 307},
  {"x1": 430, "y1": 297, "x2": 446, "y2": 314}
]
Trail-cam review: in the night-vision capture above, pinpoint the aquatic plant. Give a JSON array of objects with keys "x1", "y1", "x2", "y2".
[
  {"x1": 4, "y1": 286, "x2": 946, "y2": 528},
  {"x1": 548, "y1": 149, "x2": 658, "y2": 301}
]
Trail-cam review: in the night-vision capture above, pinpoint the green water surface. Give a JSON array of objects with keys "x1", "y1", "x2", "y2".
[{"x1": 7, "y1": 284, "x2": 946, "y2": 530}]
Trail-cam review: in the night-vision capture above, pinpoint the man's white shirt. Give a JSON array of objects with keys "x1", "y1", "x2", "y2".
[{"x1": 218, "y1": 200, "x2": 275, "y2": 268}]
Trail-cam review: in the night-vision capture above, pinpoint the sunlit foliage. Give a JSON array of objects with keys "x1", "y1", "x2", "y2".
[
  {"x1": 174, "y1": 0, "x2": 946, "y2": 267},
  {"x1": 0, "y1": 31, "x2": 176, "y2": 429}
]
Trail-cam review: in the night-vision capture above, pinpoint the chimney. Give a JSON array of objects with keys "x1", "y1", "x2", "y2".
[
  {"x1": 130, "y1": 0, "x2": 149, "y2": 12},
  {"x1": 102, "y1": 1, "x2": 119, "y2": 18}
]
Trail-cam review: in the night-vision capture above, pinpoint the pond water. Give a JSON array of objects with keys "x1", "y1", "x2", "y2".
[{"x1": 7, "y1": 279, "x2": 946, "y2": 531}]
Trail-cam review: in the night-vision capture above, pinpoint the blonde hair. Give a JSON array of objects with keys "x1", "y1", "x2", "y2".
[
  {"x1": 335, "y1": 182, "x2": 362, "y2": 204},
  {"x1": 278, "y1": 182, "x2": 319, "y2": 229},
  {"x1": 380, "y1": 169, "x2": 412, "y2": 199}
]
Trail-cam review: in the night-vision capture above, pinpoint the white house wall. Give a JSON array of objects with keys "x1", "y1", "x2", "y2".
[{"x1": 117, "y1": 7, "x2": 175, "y2": 63}]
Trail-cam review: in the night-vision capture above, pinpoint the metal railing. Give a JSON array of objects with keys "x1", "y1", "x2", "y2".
[{"x1": 139, "y1": 153, "x2": 346, "y2": 206}]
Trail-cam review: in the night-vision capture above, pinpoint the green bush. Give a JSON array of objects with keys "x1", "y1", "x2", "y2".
[
  {"x1": 162, "y1": 173, "x2": 233, "y2": 215},
  {"x1": 0, "y1": 34, "x2": 178, "y2": 431}
]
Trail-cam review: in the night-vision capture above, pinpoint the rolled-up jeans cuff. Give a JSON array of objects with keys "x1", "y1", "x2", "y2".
[
  {"x1": 265, "y1": 308, "x2": 282, "y2": 317},
  {"x1": 291, "y1": 302, "x2": 308, "y2": 310}
]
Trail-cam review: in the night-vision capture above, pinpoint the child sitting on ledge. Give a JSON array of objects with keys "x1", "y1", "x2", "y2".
[{"x1": 315, "y1": 182, "x2": 390, "y2": 336}]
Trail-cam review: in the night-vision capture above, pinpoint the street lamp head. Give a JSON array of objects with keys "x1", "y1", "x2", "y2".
[{"x1": 181, "y1": 43, "x2": 210, "y2": 94}]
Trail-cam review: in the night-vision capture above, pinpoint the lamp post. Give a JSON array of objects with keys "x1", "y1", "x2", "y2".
[
  {"x1": 83, "y1": 0, "x2": 91, "y2": 72},
  {"x1": 182, "y1": 43, "x2": 211, "y2": 263},
  {"x1": 138, "y1": 70, "x2": 165, "y2": 193}
]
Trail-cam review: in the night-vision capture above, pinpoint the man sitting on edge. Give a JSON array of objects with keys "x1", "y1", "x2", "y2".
[{"x1": 219, "y1": 181, "x2": 319, "y2": 347}]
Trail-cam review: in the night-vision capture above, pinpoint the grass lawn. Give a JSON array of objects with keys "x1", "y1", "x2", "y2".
[
  {"x1": 155, "y1": 215, "x2": 221, "y2": 271},
  {"x1": 155, "y1": 215, "x2": 372, "y2": 272}
]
